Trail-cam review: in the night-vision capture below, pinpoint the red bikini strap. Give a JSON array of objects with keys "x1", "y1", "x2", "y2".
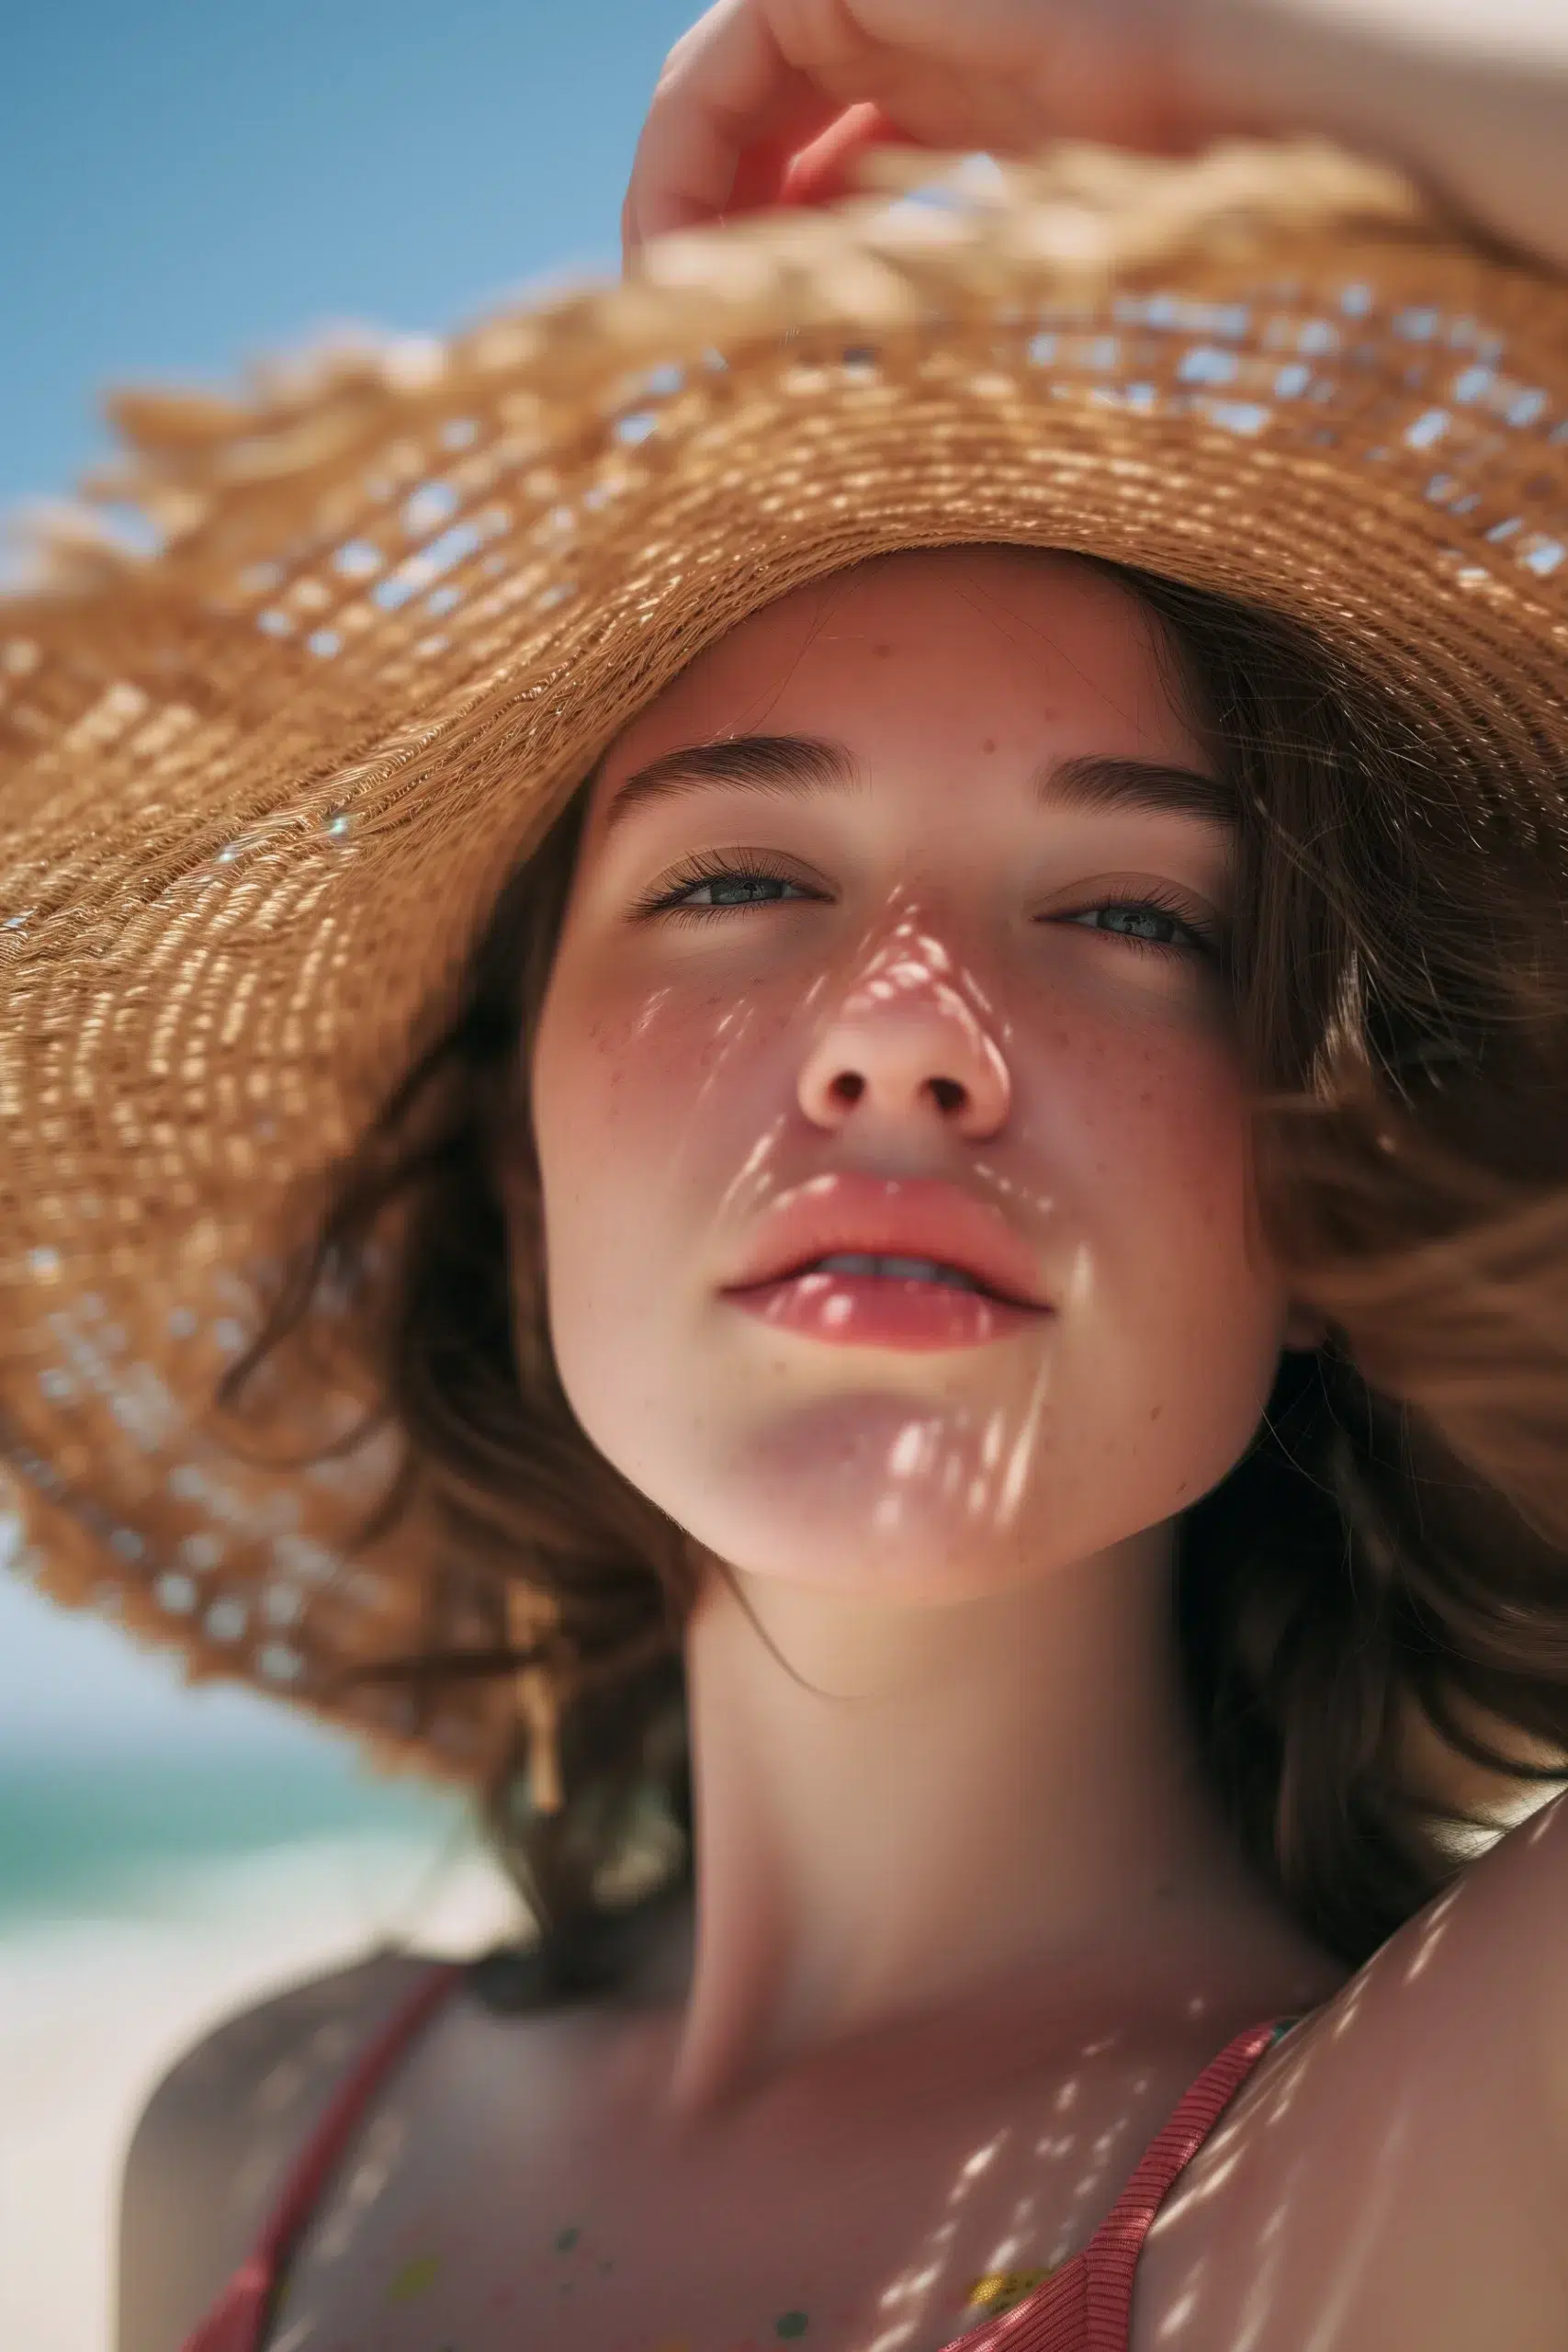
[
  {"x1": 1078, "y1": 2016, "x2": 1290, "y2": 2347},
  {"x1": 179, "y1": 1958, "x2": 467, "y2": 2352}
]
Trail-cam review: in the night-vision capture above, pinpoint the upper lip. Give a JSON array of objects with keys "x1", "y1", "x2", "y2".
[{"x1": 721, "y1": 1172, "x2": 1051, "y2": 1310}]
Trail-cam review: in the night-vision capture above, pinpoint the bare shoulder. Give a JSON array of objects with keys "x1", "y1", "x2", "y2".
[
  {"x1": 1462, "y1": 1778, "x2": 1568, "y2": 1946},
  {"x1": 115, "y1": 1942, "x2": 437, "y2": 2352},
  {"x1": 1400, "y1": 1781, "x2": 1568, "y2": 2125},
  {"x1": 1444, "y1": 1781, "x2": 1568, "y2": 2137},
  {"x1": 1136, "y1": 1787, "x2": 1568, "y2": 2350}
]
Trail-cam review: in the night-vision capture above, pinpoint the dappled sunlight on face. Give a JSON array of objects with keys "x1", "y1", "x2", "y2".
[{"x1": 529, "y1": 548, "x2": 1292, "y2": 1607}]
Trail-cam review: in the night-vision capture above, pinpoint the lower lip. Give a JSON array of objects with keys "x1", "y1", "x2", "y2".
[{"x1": 721, "y1": 1271, "x2": 1049, "y2": 1351}]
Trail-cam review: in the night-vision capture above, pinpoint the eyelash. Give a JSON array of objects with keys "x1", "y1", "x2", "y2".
[{"x1": 630, "y1": 850, "x2": 1225, "y2": 962}]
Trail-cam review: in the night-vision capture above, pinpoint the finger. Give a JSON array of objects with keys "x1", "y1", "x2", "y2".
[
  {"x1": 773, "y1": 99, "x2": 912, "y2": 209},
  {"x1": 726, "y1": 128, "x2": 812, "y2": 216},
  {"x1": 623, "y1": 0, "x2": 833, "y2": 261},
  {"x1": 721, "y1": 99, "x2": 902, "y2": 215}
]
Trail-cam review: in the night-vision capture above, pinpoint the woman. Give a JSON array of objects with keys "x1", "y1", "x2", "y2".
[{"x1": 3, "y1": 5, "x2": 1566, "y2": 2349}]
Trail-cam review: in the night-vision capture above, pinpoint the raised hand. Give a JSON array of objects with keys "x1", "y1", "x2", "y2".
[
  {"x1": 621, "y1": 0, "x2": 1568, "y2": 278},
  {"x1": 620, "y1": 0, "x2": 1223, "y2": 262}
]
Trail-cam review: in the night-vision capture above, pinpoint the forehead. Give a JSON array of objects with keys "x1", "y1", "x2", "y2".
[{"x1": 592, "y1": 546, "x2": 1201, "y2": 797}]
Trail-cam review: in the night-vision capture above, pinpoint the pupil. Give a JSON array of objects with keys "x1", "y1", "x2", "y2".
[{"x1": 1103, "y1": 907, "x2": 1168, "y2": 940}]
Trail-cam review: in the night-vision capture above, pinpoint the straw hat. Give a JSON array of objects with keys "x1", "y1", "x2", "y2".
[{"x1": 4, "y1": 135, "x2": 1567, "y2": 1791}]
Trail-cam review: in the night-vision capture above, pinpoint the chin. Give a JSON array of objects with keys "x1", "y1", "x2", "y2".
[{"x1": 676, "y1": 1461, "x2": 1142, "y2": 1607}]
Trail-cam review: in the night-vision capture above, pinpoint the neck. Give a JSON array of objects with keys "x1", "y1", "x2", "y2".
[{"x1": 658, "y1": 1531, "x2": 1334, "y2": 2123}]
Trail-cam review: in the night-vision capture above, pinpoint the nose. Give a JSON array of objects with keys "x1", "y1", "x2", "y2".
[{"x1": 795, "y1": 938, "x2": 1011, "y2": 1139}]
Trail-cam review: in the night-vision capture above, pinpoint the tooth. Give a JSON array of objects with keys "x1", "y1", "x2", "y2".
[
  {"x1": 883, "y1": 1255, "x2": 971, "y2": 1286},
  {"x1": 807, "y1": 1253, "x2": 983, "y2": 1291}
]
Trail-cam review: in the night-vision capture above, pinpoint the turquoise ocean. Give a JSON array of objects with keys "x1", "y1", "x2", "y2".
[{"x1": 0, "y1": 1747, "x2": 469, "y2": 1928}]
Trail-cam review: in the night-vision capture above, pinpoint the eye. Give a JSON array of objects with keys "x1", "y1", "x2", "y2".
[
  {"x1": 630, "y1": 850, "x2": 821, "y2": 921},
  {"x1": 1057, "y1": 893, "x2": 1223, "y2": 960},
  {"x1": 632, "y1": 856, "x2": 1225, "y2": 964}
]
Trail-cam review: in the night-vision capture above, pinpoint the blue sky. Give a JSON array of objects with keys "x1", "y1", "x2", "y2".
[
  {"x1": 3, "y1": 0, "x2": 697, "y2": 510},
  {"x1": 0, "y1": 0, "x2": 701, "y2": 1757}
]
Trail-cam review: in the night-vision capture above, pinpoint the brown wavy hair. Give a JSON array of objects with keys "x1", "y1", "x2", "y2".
[{"x1": 222, "y1": 550, "x2": 1568, "y2": 1999}]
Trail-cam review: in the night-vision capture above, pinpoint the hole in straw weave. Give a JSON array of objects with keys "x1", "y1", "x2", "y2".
[
  {"x1": 206, "y1": 1598, "x2": 247, "y2": 1643},
  {"x1": 333, "y1": 538, "x2": 383, "y2": 578},
  {"x1": 403, "y1": 481, "x2": 458, "y2": 534},
  {"x1": 1179, "y1": 346, "x2": 1238, "y2": 385}
]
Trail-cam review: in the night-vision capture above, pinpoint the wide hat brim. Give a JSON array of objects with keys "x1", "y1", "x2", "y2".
[{"x1": 3, "y1": 135, "x2": 1567, "y2": 1784}]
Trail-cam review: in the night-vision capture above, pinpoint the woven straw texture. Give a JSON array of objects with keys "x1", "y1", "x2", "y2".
[{"x1": 4, "y1": 137, "x2": 1568, "y2": 1782}]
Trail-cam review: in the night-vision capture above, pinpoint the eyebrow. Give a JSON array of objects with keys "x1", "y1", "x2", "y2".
[{"x1": 600, "y1": 732, "x2": 1235, "y2": 838}]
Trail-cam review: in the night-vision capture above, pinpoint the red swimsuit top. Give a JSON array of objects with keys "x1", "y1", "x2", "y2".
[{"x1": 179, "y1": 1962, "x2": 1302, "y2": 2352}]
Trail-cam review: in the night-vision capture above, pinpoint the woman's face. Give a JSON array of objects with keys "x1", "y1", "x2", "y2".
[{"x1": 528, "y1": 547, "x2": 1295, "y2": 1602}]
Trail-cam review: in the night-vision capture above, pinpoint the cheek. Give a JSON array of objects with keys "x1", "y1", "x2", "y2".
[
  {"x1": 539, "y1": 982, "x2": 740, "y2": 1150},
  {"x1": 1041, "y1": 1018, "x2": 1283, "y2": 1441},
  {"x1": 1048, "y1": 1012, "x2": 1258, "y2": 1272},
  {"x1": 531, "y1": 972, "x2": 750, "y2": 1293}
]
